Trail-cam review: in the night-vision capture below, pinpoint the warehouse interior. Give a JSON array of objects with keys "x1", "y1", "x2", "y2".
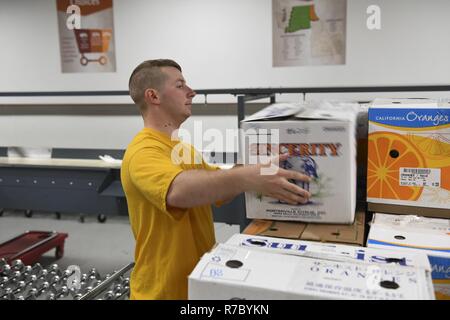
[{"x1": 0, "y1": 0, "x2": 449, "y2": 303}]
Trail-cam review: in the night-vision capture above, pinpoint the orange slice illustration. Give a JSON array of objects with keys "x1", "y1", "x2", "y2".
[
  {"x1": 406, "y1": 133, "x2": 450, "y2": 167},
  {"x1": 368, "y1": 131, "x2": 426, "y2": 200},
  {"x1": 441, "y1": 166, "x2": 450, "y2": 190}
]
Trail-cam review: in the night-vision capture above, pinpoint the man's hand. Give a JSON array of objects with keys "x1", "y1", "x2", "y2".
[{"x1": 242, "y1": 153, "x2": 312, "y2": 205}]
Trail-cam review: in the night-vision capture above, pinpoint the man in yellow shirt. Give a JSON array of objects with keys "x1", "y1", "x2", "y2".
[{"x1": 121, "y1": 59, "x2": 311, "y2": 299}]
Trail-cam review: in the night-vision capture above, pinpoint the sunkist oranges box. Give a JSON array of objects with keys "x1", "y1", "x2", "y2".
[
  {"x1": 367, "y1": 98, "x2": 450, "y2": 216},
  {"x1": 188, "y1": 243, "x2": 435, "y2": 300},
  {"x1": 240, "y1": 101, "x2": 358, "y2": 224}
]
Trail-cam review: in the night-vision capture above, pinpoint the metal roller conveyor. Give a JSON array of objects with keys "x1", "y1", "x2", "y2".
[
  {"x1": 79, "y1": 262, "x2": 134, "y2": 300},
  {"x1": 0, "y1": 259, "x2": 134, "y2": 300}
]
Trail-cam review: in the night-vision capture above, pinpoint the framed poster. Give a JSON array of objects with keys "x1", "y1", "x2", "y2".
[
  {"x1": 56, "y1": 0, "x2": 116, "y2": 73},
  {"x1": 273, "y1": 0, "x2": 347, "y2": 67}
]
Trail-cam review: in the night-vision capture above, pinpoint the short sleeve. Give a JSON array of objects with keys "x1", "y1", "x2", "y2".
[
  {"x1": 128, "y1": 147, "x2": 188, "y2": 217},
  {"x1": 202, "y1": 160, "x2": 221, "y2": 172}
]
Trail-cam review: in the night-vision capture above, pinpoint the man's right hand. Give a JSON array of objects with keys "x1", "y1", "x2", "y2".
[{"x1": 241, "y1": 153, "x2": 312, "y2": 205}]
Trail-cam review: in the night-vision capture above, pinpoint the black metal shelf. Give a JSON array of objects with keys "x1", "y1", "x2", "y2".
[{"x1": 1, "y1": 85, "x2": 450, "y2": 97}]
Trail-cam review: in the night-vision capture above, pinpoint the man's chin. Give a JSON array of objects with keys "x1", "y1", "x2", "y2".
[{"x1": 179, "y1": 112, "x2": 191, "y2": 124}]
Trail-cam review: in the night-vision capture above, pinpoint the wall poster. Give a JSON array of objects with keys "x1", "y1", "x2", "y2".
[
  {"x1": 273, "y1": 0, "x2": 347, "y2": 67},
  {"x1": 56, "y1": 0, "x2": 116, "y2": 73}
]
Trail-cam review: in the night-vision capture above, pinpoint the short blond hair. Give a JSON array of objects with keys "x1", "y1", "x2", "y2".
[{"x1": 129, "y1": 59, "x2": 182, "y2": 113}]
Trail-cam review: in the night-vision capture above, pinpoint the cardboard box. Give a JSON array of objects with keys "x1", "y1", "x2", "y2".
[
  {"x1": 367, "y1": 213, "x2": 450, "y2": 300},
  {"x1": 368, "y1": 202, "x2": 450, "y2": 219},
  {"x1": 243, "y1": 209, "x2": 366, "y2": 246},
  {"x1": 367, "y1": 98, "x2": 450, "y2": 217},
  {"x1": 355, "y1": 103, "x2": 369, "y2": 204},
  {"x1": 188, "y1": 243, "x2": 435, "y2": 300},
  {"x1": 225, "y1": 233, "x2": 432, "y2": 270},
  {"x1": 240, "y1": 101, "x2": 358, "y2": 223}
]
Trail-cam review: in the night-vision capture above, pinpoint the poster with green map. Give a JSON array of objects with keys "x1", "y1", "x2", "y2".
[{"x1": 273, "y1": 0, "x2": 346, "y2": 67}]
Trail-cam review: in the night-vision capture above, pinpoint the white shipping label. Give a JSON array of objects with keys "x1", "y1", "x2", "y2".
[{"x1": 399, "y1": 168, "x2": 441, "y2": 187}]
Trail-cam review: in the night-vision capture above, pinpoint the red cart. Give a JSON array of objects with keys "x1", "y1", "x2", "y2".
[
  {"x1": 74, "y1": 28, "x2": 112, "y2": 66},
  {"x1": 0, "y1": 231, "x2": 68, "y2": 265}
]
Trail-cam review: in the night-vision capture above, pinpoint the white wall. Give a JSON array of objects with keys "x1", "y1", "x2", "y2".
[
  {"x1": 0, "y1": 104, "x2": 240, "y2": 151},
  {"x1": 0, "y1": 112, "x2": 142, "y2": 149},
  {"x1": 2, "y1": 0, "x2": 450, "y2": 93},
  {"x1": 0, "y1": 112, "x2": 240, "y2": 152},
  {"x1": 1, "y1": 0, "x2": 450, "y2": 152}
]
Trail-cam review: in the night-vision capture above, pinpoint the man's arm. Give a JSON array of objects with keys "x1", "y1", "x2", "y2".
[
  {"x1": 166, "y1": 160, "x2": 311, "y2": 209},
  {"x1": 214, "y1": 164, "x2": 243, "y2": 206}
]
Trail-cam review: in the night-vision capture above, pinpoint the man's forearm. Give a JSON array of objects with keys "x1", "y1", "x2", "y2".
[
  {"x1": 166, "y1": 156, "x2": 312, "y2": 209},
  {"x1": 166, "y1": 167, "x2": 250, "y2": 208}
]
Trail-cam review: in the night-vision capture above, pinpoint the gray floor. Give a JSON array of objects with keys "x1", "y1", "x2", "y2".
[{"x1": 0, "y1": 210, "x2": 239, "y2": 278}]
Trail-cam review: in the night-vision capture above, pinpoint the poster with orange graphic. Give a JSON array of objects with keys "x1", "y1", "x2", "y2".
[
  {"x1": 273, "y1": 0, "x2": 346, "y2": 67},
  {"x1": 56, "y1": 0, "x2": 116, "y2": 73},
  {"x1": 367, "y1": 99, "x2": 450, "y2": 210}
]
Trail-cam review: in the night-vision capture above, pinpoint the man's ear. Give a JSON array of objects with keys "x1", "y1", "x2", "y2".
[{"x1": 144, "y1": 88, "x2": 160, "y2": 105}]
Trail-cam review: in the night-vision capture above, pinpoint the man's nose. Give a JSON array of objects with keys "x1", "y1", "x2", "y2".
[{"x1": 188, "y1": 86, "x2": 196, "y2": 97}]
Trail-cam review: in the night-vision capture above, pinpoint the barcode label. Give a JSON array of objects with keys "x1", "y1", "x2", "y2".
[
  {"x1": 402, "y1": 168, "x2": 431, "y2": 174},
  {"x1": 400, "y1": 167, "x2": 440, "y2": 187}
]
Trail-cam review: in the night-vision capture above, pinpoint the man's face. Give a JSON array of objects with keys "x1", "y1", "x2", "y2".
[{"x1": 158, "y1": 66, "x2": 196, "y2": 124}]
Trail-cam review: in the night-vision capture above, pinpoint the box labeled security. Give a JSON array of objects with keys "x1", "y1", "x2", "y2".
[{"x1": 240, "y1": 101, "x2": 358, "y2": 223}]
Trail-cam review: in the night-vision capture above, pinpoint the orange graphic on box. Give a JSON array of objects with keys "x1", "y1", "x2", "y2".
[{"x1": 367, "y1": 131, "x2": 426, "y2": 201}]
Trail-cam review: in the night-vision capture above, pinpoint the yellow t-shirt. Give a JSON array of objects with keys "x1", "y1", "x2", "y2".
[{"x1": 121, "y1": 127, "x2": 217, "y2": 300}]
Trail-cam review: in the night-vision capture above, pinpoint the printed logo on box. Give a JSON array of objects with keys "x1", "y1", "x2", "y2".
[{"x1": 369, "y1": 108, "x2": 450, "y2": 128}]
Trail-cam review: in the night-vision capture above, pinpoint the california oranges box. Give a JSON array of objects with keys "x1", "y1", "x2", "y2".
[
  {"x1": 367, "y1": 98, "x2": 450, "y2": 212},
  {"x1": 367, "y1": 213, "x2": 450, "y2": 300},
  {"x1": 240, "y1": 101, "x2": 358, "y2": 224}
]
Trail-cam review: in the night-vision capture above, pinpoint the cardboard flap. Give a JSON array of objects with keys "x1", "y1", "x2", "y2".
[
  {"x1": 259, "y1": 221, "x2": 307, "y2": 239},
  {"x1": 244, "y1": 220, "x2": 307, "y2": 239},
  {"x1": 301, "y1": 224, "x2": 352, "y2": 242},
  {"x1": 294, "y1": 101, "x2": 359, "y2": 121},
  {"x1": 301, "y1": 211, "x2": 365, "y2": 246},
  {"x1": 243, "y1": 211, "x2": 366, "y2": 246},
  {"x1": 294, "y1": 108, "x2": 351, "y2": 121},
  {"x1": 242, "y1": 103, "x2": 304, "y2": 122},
  {"x1": 242, "y1": 220, "x2": 273, "y2": 235}
]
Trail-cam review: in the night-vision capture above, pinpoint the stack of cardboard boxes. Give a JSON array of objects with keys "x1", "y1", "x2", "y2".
[
  {"x1": 188, "y1": 99, "x2": 448, "y2": 300},
  {"x1": 367, "y1": 98, "x2": 449, "y2": 217},
  {"x1": 366, "y1": 98, "x2": 450, "y2": 299}
]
